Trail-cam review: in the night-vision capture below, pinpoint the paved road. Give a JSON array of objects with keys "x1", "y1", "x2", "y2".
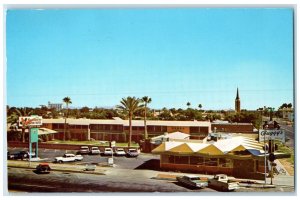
[
  {"x1": 7, "y1": 167, "x2": 216, "y2": 193},
  {"x1": 273, "y1": 118, "x2": 294, "y2": 148}
]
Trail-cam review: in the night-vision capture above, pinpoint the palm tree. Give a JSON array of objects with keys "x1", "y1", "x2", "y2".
[
  {"x1": 141, "y1": 96, "x2": 152, "y2": 140},
  {"x1": 116, "y1": 96, "x2": 142, "y2": 147},
  {"x1": 198, "y1": 104, "x2": 202, "y2": 110},
  {"x1": 186, "y1": 102, "x2": 191, "y2": 108},
  {"x1": 7, "y1": 107, "x2": 33, "y2": 142},
  {"x1": 63, "y1": 97, "x2": 72, "y2": 141}
]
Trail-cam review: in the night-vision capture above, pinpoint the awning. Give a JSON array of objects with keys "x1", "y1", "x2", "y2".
[{"x1": 38, "y1": 128, "x2": 58, "y2": 136}]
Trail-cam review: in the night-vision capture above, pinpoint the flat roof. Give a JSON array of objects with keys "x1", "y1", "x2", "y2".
[{"x1": 43, "y1": 118, "x2": 211, "y2": 127}]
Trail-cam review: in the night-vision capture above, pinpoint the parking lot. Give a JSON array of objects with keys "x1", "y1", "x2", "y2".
[{"x1": 7, "y1": 147, "x2": 161, "y2": 170}]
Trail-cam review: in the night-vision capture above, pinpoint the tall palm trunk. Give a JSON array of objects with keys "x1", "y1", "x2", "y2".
[
  {"x1": 64, "y1": 117, "x2": 67, "y2": 141},
  {"x1": 144, "y1": 106, "x2": 148, "y2": 140},
  {"x1": 128, "y1": 113, "x2": 132, "y2": 147}
]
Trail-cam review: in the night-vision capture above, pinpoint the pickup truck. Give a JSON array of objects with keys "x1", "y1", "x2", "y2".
[
  {"x1": 176, "y1": 175, "x2": 208, "y2": 188},
  {"x1": 54, "y1": 153, "x2": 83, "y2": 163},
  {"x1": 208, "y1": 174, "x2": 239, "y2": 191}
]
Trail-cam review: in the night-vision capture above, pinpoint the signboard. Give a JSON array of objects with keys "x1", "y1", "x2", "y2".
[
  {"x1": 19, "y1": 116, "x2": 42, "y2": 127},
  {"x1": 259, "y1": 129, "x2": 285, "y2": 143},
  {"x1": 30, "y1": 127, "x2": 39, "y2": 143}
]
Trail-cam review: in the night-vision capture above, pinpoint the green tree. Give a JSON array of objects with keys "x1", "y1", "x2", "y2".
[
  {"x1": 63, "y1": 97, "x2": 72, "y2": 141},
  {"x1": 186, "y1": 102, "x2": 191, "y2": 108},
  {"x1": 8, "y1": 107, "x2": 33, "y2": 142},
  {"x1": 141, "y1": 96, "x2": 152, "y2": 140},
  {"x1": 198, "y1": 104, "x2": 202, "y2": 110},
  {"x1": 116, "y1": 97, "x2": 143, "y2": 147}
]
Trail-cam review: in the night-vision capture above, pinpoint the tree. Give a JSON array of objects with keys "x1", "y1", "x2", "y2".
[
  {"x1": 141, "y1": 96, "x2": 152, "y2": 140},
  {"x1": 186, "y1": 102, "x2": 191, "y2": 108},
  {"x1": 8, "y1": 107, "x2": 33, "y2": 142},
  {"x1": 116, "y1": 97, "x2": 143, "y2": 147},
  {"x1": 198, "y1": 104, "x2": 202, "y2": 110},
  {"x1": 63, "y1": 97, "x2": 72, "y2": 141}
]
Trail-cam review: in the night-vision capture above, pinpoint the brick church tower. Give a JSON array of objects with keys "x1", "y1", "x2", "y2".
[{"x1": 235, "y1": 88, "x2": 241, "y2": 113}]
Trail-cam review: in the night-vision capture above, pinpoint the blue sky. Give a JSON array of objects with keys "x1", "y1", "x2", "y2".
[{"x1": 6, "y1": 8, "x2": 294, "y2": 110}]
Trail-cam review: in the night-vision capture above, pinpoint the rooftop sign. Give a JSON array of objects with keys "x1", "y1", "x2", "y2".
[
  {"x1": 19, "y1": 116, "x2": 43, "y2": 127},
  {"x1": 259, "y1": 129, "x2": 285, "y2": 143}
]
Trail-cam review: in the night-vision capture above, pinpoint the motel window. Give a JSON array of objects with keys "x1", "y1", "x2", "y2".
[
  {"x1": 190, "y1": 127, "x2": 200, "y2": 133},
  {"x1": 219, "y1": 158, "x2": 233, "y2": 168},
  {"x1": 90, "y1": 124, "x2": 97, "y2": 130},
  {"x1": 175, "y1": 156, "x2": 189, "y2": 164},
  {"x1": 200, "y1": 127, "x2": 209, "y2": 134},
  {"x1": 124, "y1": 126, "x2": 129, "y2": 131},
  {"x1": 190, "y1": 156, "x2": 204, "y2": 165},
  {"x1": 52, "y1": 124, "x2": 59, "y2": 129},
  {"x1": 162, "y1": 126, "x2": 167, "y2": 132},
  {"x1": 205, "y1": 158, "x2": 218, "y2": 166}
]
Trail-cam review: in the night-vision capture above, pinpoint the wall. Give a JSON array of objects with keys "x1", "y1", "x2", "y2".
[{"x1": 212, "y1": 124, "x2": 254, "y2": 133}]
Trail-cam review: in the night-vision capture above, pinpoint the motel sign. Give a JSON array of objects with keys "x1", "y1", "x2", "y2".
[
  {"x1": 259, "y1": 129, "x2": 285, "y2": 143},
  {"x1": 19, "y1": 116, "x2": 43, "y2": 127}
]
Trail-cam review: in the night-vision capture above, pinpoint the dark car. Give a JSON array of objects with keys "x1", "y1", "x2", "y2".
[
  {"x1": 18, "y1": 151, "x2": 36, "y2": 160},
  {"x1": 7, "y1": 151, "x2": 15, "y2": 160},
  {"x1": 36, "y1": 163, "x2": 51, "y2": 174}
]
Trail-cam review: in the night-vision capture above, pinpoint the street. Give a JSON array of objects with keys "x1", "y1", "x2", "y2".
[{"x1": 6, "y1": 147, "x2": 295, "y2": 193}]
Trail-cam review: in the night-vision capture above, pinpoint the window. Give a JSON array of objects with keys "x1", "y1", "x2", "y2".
[
  {"x1": 190, "y1": 156, "x2": 204, "y2": 165},
  {"x1": 219, "y1": 158, "x2": 233, "y2": 168},
  {"x1": 190, "y1": 127, "x2": 200, "y2": 133},
  {"x1": 175, "y1": 156, "x2": 189, "y2": 164},
  {"x1": 205, "y1": 158, "x2": 218, "y2": 166}
]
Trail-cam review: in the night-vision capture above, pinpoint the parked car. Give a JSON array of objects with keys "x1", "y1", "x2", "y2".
[
  {"x1": 176, "y1": 175, "x2": 208, "y2": 188},
  {"x1": 36, "y1": 163, "x2": 51, "y2": 174},
  {"x1": 54, "y1": 153, "x2": 83, "y2": 163},
  {"x1": 7, "y1": 151, "x2": 15, "y2": 160},
  {"x1": 7, "y1": 151, "x2": 36, "y2": 160},
  {"x1": 114, "y1": 148, "x2": 126, "y2": 156},
  {"x1": 90, "y1": 147, "x2": 101, "y2": 155},
  {"x1": 208, "y1": 174, "x2": 239, "y2": 191},
  {"x1": 103, "y1": 148, "x2": 113, "y2": 156},
  {"x1": 126, "y1": 148, "x2": 139, "y2": 157},
  {"x1": 79, "y1": 146, "x2": 90, "y2": 154}
]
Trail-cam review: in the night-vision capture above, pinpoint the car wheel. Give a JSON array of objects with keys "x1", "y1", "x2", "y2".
[{"x1": 59, "y1": 160, "x2": 63, "y2": 163}]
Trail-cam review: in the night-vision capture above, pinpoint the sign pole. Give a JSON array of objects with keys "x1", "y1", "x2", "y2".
[{"x1": 264, "y1": 130, "x2": 266, "y2": 185}]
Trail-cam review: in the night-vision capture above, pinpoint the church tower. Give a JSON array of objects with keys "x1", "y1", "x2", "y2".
[{"x1": 235, "y1": 88, "x2": 241, "y2": 113}]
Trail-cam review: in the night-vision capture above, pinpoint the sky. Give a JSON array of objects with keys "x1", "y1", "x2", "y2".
[{"x1": 5, "y1": 8, "x2": 294, "y2": 110}]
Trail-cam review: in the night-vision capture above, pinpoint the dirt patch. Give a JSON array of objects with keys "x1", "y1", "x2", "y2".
[{"x1": 278, "y1": 159, "x2": 294, "y2": 176}]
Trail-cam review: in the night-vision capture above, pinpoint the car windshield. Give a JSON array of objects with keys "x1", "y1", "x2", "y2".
[
  {"x1": 129, "y1": 150, "x2": 137, "y2": 152},
  {"x1": 190, "y1": 177, "x2": 200, "y2": 180},
  {"x1": 117, "y1": 149, "x2": 124, "y2": 151}
]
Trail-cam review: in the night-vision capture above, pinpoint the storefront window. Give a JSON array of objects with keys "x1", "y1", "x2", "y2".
[
  {"x1": 190, "y1": 156, "x2": 204, "y2": 165},
  {"x1": 218, "y1": 158, "x2": 233, "y2": 168},
  {"x1": 175, "y1": 156, "x2": 189, "y2": 164},
  {"x1": 205, "y1": 158, "x2": 218, "y2": 166}
]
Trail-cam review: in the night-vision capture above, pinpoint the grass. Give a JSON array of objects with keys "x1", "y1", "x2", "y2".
[
  {"x1": 45, "y1": 139, "x2": 140, "y2": 147},
  {"x1": 275, "y1": 142, "x2": 294, "y2": 165}
]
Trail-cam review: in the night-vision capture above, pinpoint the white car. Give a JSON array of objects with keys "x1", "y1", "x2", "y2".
[
  {"x1": 90, "y1": 147, "x2": 101, "y2": 155},
  {"x1": 103, "y1": 148, "x2": 113, "y2": 156},
  {"x1": 55, "y1": 153, "x2": 83, "y2": 163},
  {"x1": 79, "y1": 146, "x2": 90, "y2": 154},
  {"x1": 114, "y1": 148, "x2": 126, "y2": 156}
]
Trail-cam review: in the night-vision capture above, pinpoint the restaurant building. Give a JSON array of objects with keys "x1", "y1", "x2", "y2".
[
  {"x1": 152, "y1": 136, "x2": 275, "y2": 179},
  {"x1": 42, "y1": 118, "x2": 211, "y2": 142}
]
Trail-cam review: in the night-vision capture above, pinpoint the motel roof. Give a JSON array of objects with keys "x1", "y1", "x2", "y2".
[{"x1": 42, "y1": 118, "x2": 211, "y2": 127}]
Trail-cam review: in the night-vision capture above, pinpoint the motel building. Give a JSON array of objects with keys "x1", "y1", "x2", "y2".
[
  {"x1": 42, "y1": 118, "x2": 211, "y2": 142},
  {"x1": 151, "y1": 136, "x2": 288, "y2": 180}
]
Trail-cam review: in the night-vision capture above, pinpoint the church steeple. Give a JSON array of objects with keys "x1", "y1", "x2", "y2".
[
  {"x1": 236, "y1": 88, "x2": 240, "y2": 100},
  {"x1": 235, "y1": 88, "x2": 241, "y2": 113}
]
